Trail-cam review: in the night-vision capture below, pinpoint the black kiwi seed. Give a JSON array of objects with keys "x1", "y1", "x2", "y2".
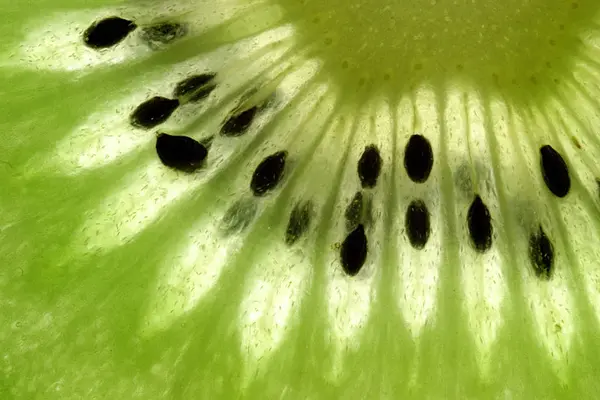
[
  {"x1": 83, "y1": 17, "x2": 137, "y2": 49},
  {"x1": 130, "y1": 97, "x2": 180, "y2": 129},
  {"x1": 284, "y1": 201, "x2": 313, "y2": 246},
  {"x1": 344, "y1": 191, "x2": 364, "y2": 231},
  {"x1": 220, "y1": 198, "x2": 258, "y2": 236},
  {"x1": 140, "y1": 22, "x2": 187, "y2": 48},
  {"x1": 357, "y1": 145, "x2": 383, "y2": 188},
  {"x1": 405, "y1": 199, "x2": 431, "y2": 250},
  {"x1": 467, "y1": 195, "x2": 493, "y2": 252},
  {"x1": 173, "y1": 74, "x2": 217, "y2": 102},
  {"x1": 529, "y1": 226, "x2": 554, "y2": 280},
  {"x1": 404, "y1": 134, "x2": 433, "y2": 183},
  {"x1": 155, "y1": 133, "x2": 207, "y2": 172},
  {"x1": 340, "y1": 224, "x2": 368, "y2": 276},
  {"x1": 221, "y1": 107, "x2": 259, "y2": 137},
  {"x1": 540, "y1": 145, "x2": 571, "y2": 198},
  {"x1": 250, "y1": 151, "x2": 287, "y2": 197}
]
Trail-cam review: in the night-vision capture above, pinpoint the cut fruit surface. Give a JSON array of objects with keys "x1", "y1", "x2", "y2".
[{"x1": 4, "y1": 0, "x2": 600, "y2": 399}]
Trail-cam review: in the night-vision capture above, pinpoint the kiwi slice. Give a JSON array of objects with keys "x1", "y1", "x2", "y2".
[{"x1": 3, "y1": 0, "x2": 600, "y2": 398}]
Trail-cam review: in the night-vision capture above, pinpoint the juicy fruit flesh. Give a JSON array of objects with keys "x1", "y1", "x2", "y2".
[
  {"x1": 283, "y1": 0, "x2": 595, "y2": 102},
  {"x1": 3, "y1": 0, "x2": 600, "y2": 399}
]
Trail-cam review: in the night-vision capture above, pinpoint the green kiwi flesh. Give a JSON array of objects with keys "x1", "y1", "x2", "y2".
[{"x1": 2, "y1": 0, "x2": 600, "y2": 398}]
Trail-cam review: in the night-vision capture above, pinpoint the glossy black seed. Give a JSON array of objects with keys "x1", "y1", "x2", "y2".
[
  {"x1": 285, "y1": 201, "x2": 313, "y2": 246},
  {"x1": 404, "y1": 134, "x2": 433, "y2": 183},
  {"x1": 173, "y1": 74, "x2": 216, "y2": 102},
  {"x1": 140, "y1": 22, "x2": 187, "y2": 48},
  {"x1": 221, "y1": 107, "x2": 258, "y2": 137},
  {"x1": 405, "y1": 199, "x2": 430, "y2": 249},
  {"x1": 529, "y1": 226, "x2": 554, "y2": 280},
  {"x1": 345, "y1": 191, "x2": 364, "y2": 231},
  {"x1": 340, "y1": 224, "x2": 368, "y2": 276},
  {"x1": 467, "y1": 195, "x2": 493, "y2": 252},
  {"x1": 357, "y1": 145, "x2": 383, "y2": 188},
  {"x1": 250, "y1": 151, "x2": 287, "y2": 197},
  {"x1": 220, "y1": 198, "x2": 257, "y2": 236},
  {"x1": 540, "y1": 145, "x2": 570, "y2": 198},
  {"x1": 130, "y1": 97, "x2": 180, "y2": 129},
  {"x1": 155, "y1": 133, "x2": 207, "y2": 172},
  {"x1": 83, "y1": 17, "x2": 137, "y2": 49}
]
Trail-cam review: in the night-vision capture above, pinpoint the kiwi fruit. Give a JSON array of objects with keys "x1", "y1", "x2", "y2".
[{"x1": 3, "y1": 0, "x2": 600, "y2": 398}]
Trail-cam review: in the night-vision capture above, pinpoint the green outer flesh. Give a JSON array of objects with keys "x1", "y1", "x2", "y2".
[{"x1": 2, "y1": 0, "x2": 600, "y2": 399}]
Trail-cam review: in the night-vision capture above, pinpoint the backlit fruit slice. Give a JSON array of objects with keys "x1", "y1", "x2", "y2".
[{"x1": 3, "y1": 0, "x2": 600, "y2": 399}]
